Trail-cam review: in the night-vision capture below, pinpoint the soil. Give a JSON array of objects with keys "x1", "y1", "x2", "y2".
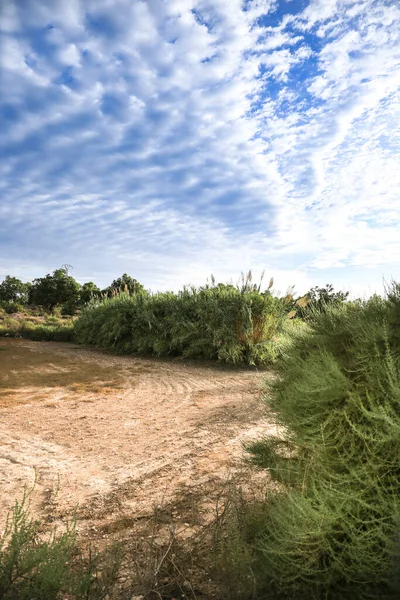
[{"x1": 0, "y1": 338, "x2": 277, "y2": 597}]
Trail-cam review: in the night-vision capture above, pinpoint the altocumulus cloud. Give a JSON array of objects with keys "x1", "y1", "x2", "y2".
[{"x1": 0, "y1": 0, "x2": 399, "y2": 296}]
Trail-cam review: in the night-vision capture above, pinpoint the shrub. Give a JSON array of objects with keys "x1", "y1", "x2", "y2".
[
  {"x1": 212, "y1": 484, "x2": 272, "y2": 600},
  {"x1": 281, "y1": 284, "x2": 349, "y2": 322},
  {"x1": 105, "y1": 273, "x2": 147, "y2": 297},
  {"x1": 79, "y1": 281, "x2": 102, "y2": 305},
  {"x1": 19, "y1": 323, "x2": 76, "y2": 342},
  {"x1": 243, "y1": 283, "x2": 400, "y2": 598},
  {"x1": 0, "y1": 495, "x2": 120, "y2": 599},
  {"x1": 0, "y1": 317, "x2": 20, "y2": 337}
]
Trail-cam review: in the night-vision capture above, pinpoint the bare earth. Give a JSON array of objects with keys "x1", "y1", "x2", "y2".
[{"x1": 0, "y1": 338, "x2": 275, "y2": 542}]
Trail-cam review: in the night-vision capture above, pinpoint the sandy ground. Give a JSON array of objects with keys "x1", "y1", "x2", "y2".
[{"x1": 0, "y1": 338, "x2": 275, "y2": 542}]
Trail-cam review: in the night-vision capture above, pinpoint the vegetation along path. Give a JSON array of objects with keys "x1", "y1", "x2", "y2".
[{"x1": 0, "y1": 339, "x2": 275, "y2": 534}]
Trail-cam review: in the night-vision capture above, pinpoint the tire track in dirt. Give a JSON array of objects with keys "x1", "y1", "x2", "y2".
[{"x1": 0, "y1": 339, "x2": 275, "y2": 531}]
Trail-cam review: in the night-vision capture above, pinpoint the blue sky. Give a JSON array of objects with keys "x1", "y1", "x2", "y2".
[{"x1": 0, "y1": 0, "x2": 399, "y2": 297}]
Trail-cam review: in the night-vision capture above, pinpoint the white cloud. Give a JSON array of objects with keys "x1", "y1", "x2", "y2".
[
  {"x1": 0, "y1": 0, "x2": 399, "y2": 295},
  {"x1": 0, "y1": 0, "x2": 20, "y2": 33},
  {"x1": 58, "y1": 43, "x2": 81, "y2": 66}
]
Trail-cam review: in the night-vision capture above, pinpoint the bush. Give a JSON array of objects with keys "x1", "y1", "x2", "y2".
[
  {"x1": 282, "y1": 283, "x2": 350, "y2": 321},
  {"x1": 79, "y1": 281, "x2": 102, "y2": 305},
  {"x1": 242, "y1": 283, "x2": 400, "y2": 598},
  {"x1": 0, "y1": 495, "x2": 120, "y2": 599},
  {"x1": 212, "y1": 484, "x2": 272, "y2": 600},
  {"x1": 75, "y1": 281, "x2": 285, "y2": 366}
]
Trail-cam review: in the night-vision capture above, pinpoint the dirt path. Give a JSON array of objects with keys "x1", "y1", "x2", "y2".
[{"x1": 0, "y1": 339, "x2": 275, "y2": 535}]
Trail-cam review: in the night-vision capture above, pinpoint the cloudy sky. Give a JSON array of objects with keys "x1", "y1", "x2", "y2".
[{"x1": 0, "y1": 0, "x2": 399, "y2": 296}]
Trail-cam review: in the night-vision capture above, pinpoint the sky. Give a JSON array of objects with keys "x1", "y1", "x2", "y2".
[{"x1": 0, "y1": 0, "x2": 399, "y2": 297}]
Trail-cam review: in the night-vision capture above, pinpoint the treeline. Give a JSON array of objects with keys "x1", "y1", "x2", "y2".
[
  {"x1": 0, "y1": 267, "x2": 145, "y2": 314},
  {"x1": 0, "y1": 267, "x2": 355, "y2": 365},
  {"x1": 0, "y1": 266, "x2": 350, "y2": 318}
]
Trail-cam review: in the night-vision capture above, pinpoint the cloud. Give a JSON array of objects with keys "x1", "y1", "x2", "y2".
[{"x1": 0, "y1": 0, "x2": 399, "y2": 295}]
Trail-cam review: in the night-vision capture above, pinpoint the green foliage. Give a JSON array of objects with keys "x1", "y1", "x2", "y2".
[
  {"x1": 20, "y1": 323, "x2": 76, "y2": 342},
  {"x1": 105, "y1": 273, "x2": 147, "y2": 297},
  {"x1": 1, "y1": 301, "x2": 25, "y2": 314},
  {"x1": 0, "y1": 495, "x2": 120, "y2": 599},
  {"x1": 297, "y1": 283, "x2": 349, "y2": 320},
  {"x1": 0, "y1": 276, "x2": 30, "y2": 306},
  {"x1": 75, "y1": 278, "x2": 284, "y2": 365},
  {"x1": 280, "y1": 283, "x2": 349, "y2": 322},
  {"x1": 244, "y1": 283, "x2": 400, "y2": 598},
  {"x1": 307, "y1": 282, "x2": 349, "y2": 306},
  {"x1": 212, "y1": 485, "x2": 271, "y2": 600},
  {"x1": 29, "y1": 267, "x2": 81, "y2": 313},
  {"x1": 0, "y1": 270, "x2": 147, "y2": 313},
  {"x1": 79, "y1": 281, "x2": 102, "y2": 305}
]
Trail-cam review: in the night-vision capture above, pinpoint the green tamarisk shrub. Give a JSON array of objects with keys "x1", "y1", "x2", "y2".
[{"x1": 244, "y1": 283, "x2": 400, "y2": 598}]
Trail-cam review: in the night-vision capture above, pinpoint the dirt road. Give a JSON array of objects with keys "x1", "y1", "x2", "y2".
[{"x1": 0, "y1": 339, "x2": 275, "y2": 534}]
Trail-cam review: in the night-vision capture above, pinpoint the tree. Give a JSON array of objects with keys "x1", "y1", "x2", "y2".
[
  {"x1": 106, "y1": 274, "x2": 146, "y2": 296},
  {"x1": 295, "y1": 283, "x2": 349, "y2": 319},
  {"x1": 79, "y1": 282, "x2": 101, "y2": 305},
  {"x1": 0, "y1": 276, "x2": 31, "y2": 305},
  {"x1": 307, "y1": 283, "x2": 349, "y2": 307},
  {"x1": 29, "y1": 267, "x2": 81, "y2": 313}
]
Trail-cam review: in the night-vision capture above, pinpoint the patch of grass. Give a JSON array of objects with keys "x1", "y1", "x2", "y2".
[{"x1": 0, "y1": 309, "x2": 75, "y2": 342}]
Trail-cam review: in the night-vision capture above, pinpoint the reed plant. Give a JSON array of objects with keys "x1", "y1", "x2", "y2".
[{"x1": 75, "y1": 278, "x2": 285, "y2": 365}]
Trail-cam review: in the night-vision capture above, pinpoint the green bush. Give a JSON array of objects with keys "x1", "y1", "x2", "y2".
[
  {"x1": 243, "y1": 283, "x2": 400, "y2": 598},
  {"x1": 0, "y1": 496, "x2": 120, "y2": 599},
  {"x1": 75, "y1": 282, "x2": 285, "y2": 366},
  {"x1": 104, "y1": 273, "x2": 147, "y2": 297}
]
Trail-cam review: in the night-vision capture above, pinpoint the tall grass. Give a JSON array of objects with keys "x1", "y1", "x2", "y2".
[
  {"x1": 75, "y1": 281, "x2": 286, "y2": 365},
  {"x1": 0, "y1": 307, "x2": 75, "y2": 342},
  {"x1": 235, "y1": 283, "x2": 400, "y2": 598}
]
